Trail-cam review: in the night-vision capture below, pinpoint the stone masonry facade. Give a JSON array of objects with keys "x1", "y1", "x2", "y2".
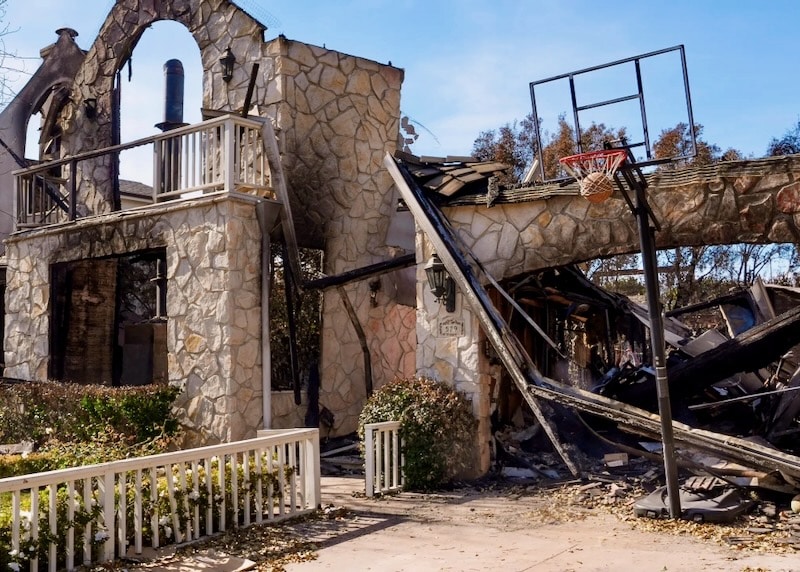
[
  {"x1": 5, "y1": 0, "x2": 415, "y2": 444},
  {"x1": 5, "y1": 194, "x2": 264, "y2": 445}
]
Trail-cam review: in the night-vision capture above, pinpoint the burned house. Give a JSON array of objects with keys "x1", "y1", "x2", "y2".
[
  {"x1": 388, "y1": 153, "x2": 800, "y2": 480},
  {"x1": 0, "y1": 0, "x2": 414, "y2": 446},
  {"x1": 2, "y1": 0, "x2": 800, "y2": 485}
]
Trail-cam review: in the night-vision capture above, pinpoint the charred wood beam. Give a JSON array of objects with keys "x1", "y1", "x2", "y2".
[
  {"x1": 305, "y1": 253, "x2": 415, "y2": 290},
  {"x1": 669, "y1": 305, "x2": 800, "y2": 392},
  {"x1": 529, "y1": 381, "x2": 800, "y2": 479},
  {"x1": 337, "y1": 285, "x2": 373, "y2": 397},
  {"x1": 241, "y1": 63, "x2": 259, "y2": 118},
  {"x1": 385, "y1": 153, "x2": 581, "y2": 476},
  {"x1": 665, "y1": 289, "x2": 749, "y2": 318},
  {"x1": 259, "y1": 118, "x2": 303, "y2": 291},
  {"x1": 282, "y1": 242, "x2": 302, "y2": 405}
]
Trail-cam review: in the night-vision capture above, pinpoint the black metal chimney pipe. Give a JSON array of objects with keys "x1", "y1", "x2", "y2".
[{"x1": 155, "y1": 59, "x2": 186, "y2": 132}]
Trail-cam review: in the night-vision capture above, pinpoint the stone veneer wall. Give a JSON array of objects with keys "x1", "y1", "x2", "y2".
[
  {"x1": 448, "y1": 157, "x2": 800, "y2": 281},
  {"x1": 413, "y1": 234, "x2": 493, "y2": 475},
  {"x1": 262, "y1": 38, "x2": 414, "y2": 435},
  {"x1": 39, "y1": 0, "x2": 415, "y2": 439},
  {"x1": 4, "y1": 193, "x2": 265, "y2": 445}
]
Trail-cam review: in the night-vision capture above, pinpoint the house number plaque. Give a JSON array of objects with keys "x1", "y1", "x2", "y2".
[{"x1": 438, "y1": 317, "x2": 464, "y2": 337}]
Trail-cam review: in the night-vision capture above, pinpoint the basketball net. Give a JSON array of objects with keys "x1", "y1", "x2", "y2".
[{"x1": 558, "y1": 149, "x2": 627, "y2": 203}]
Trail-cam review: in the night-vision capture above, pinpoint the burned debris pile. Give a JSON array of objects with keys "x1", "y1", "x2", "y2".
[
  {"x1": 491, "y1": 266, "x2": 800, "y2": 494},
  {"x1": 595, "y1": 278, "x2": 800, "y2": 456}
]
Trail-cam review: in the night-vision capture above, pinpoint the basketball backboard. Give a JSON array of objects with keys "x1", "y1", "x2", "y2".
[{"x1": 530, "y1": 45, "x2": 696, "y2": 182}]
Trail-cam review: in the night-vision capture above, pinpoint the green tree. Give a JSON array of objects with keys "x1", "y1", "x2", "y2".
[
  {"x1": 472, "y1": 113, "x2": 537, "y2": 185},
  {"x1": 652, "y1": 122, "x2": 742, "y2": 169},
  {"x1": 269, "y1": 245, "x2": 324, "y2": 391},
  {"x1": 767, "y1": 120, "x2": 800, "y2": 156},
  {"x1": 472, "y1": 114, "x2": 625, "y2": 183},
  {"x1": 541, "y1": 116, "x2": 626, "y2": 180}
]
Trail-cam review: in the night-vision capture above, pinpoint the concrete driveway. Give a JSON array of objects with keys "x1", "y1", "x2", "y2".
[{"x1": 283, "y1": 476, "x2": 798, "y2": 572}]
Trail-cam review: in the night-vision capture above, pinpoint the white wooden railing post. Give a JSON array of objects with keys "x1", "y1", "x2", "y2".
[
  {"x1": 364, "y1": 422, "x2": 402, "y2": 497},
  {"x1": 102, "y1": 471, "x2": 116, "y2": 562},
  {"x1": 153, "y1": 139, "x2": 163, "y2": 202},
  {"x1": 224, "y1": 117, "x2": 236, "y2": 192},
  {"x1": 364, "y1": 425, "x2": 375, "y2": 497},
  {"x1": 304, "y1": 432, "x2": 321, "y2": 509}
]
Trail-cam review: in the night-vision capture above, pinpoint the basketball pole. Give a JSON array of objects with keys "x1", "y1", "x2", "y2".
[{"x1": 615, "y1": 156, "x2": 682, "y2": 519}]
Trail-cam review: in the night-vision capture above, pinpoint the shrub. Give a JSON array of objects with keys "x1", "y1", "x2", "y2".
[
  {"x1": 0, "y1": 381, "x2": 180, "y2": 446},
  {"x1": 359, "y1": 376, "x2": 476, "y2": 490},
  {"x1": 0, "y1": 381, "x2": 181, "y2": 477}
]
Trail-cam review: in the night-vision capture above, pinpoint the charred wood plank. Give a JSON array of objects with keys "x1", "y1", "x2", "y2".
[
  {"x1": 305, "y1": 254, "x2": 415, "y2": 290},
  {"x1": 529, "y1": 382, "x2": 800, "y2": 479},
  {"x1": 669, "y1": 306, "x2": 800, "y2": 393},
  {"x1": 337, "y1": 285, "x2": 373, "y2": 397}
]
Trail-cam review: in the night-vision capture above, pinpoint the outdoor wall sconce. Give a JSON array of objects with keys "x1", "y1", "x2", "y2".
[
  {"x1": 424, "y1": 253, "x2": 456, "y2": 312},
  {"x1": 84, "y1": 97, "x2": 97, "y2": 120},
  {"x1": 219, "y1": 47, "x2": 236, "y2": 82}
]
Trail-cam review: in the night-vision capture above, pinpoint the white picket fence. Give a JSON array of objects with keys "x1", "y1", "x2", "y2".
[
  {"x1": 0, "y1": 428, "x2": 320, "y2": 572},
  {"x1": 363, "y1": 421, "x2": 403, "y2": 497}
]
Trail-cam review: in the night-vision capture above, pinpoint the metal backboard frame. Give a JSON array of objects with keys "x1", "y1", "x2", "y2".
[{"x1": 530, "y1": 45, "x2": 696, "y2": 182}]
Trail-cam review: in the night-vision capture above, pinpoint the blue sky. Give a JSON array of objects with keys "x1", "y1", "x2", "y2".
[{"x1": 3, "y1": 0, "x2": 799, "y2": 171}]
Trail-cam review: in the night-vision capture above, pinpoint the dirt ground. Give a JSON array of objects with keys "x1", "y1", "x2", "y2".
[{"x1": 278, "y1": 476, "x2": 800, "y2": 572}]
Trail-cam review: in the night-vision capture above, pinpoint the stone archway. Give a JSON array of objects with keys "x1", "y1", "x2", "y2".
[
  {"x1": 61, "y1": 0, "x2": 267, "y2": 214},
  {"x1": 0, "y1": 28, "x2": 86, "y2": 250}
]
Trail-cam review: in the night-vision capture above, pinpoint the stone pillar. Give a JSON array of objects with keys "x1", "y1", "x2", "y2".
[
  {"x1": 415, "y1": 236, "x2": 492, "y2": 476},
  {"x1": 166, "y1": 197, "x2": 264, "y2": 445}
]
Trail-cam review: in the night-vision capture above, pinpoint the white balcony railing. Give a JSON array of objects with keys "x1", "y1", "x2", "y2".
[
  {"x1": 0, "y1": 429, "x2": 320, "y2": 572},
  {"x1": 153, "y1": 115, "x2": 270, "y2": 200},
  {"x1": 13, "y1": 114, "x2": 273, "y2": 229},
  {"x1": 363, "y1": 421, "x2": 403, "y2": 497}
]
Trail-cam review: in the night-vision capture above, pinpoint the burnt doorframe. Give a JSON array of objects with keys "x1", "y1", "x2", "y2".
[{"x1": 49, "y1": 247, "x2": 167, "y2": 385}]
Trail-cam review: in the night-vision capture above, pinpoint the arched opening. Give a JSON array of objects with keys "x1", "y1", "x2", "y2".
[{"x1": 115, "y1": 20, "x2": 202, "y2": 206}]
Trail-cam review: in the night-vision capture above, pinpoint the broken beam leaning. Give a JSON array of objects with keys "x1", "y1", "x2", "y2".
[
  {"x1": 385, "y1": 152, "x2": 581, "y2": 476},
  {"x1": 305, "y1": 254, "x2": 416, "y2": 290},
  {"x1": 529, "y1": 381, "x2": 800, "y2": 480}
]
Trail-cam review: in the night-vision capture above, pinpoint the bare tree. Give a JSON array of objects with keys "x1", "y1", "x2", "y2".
[{"x1": 0, "y1": 1, "x2": 19, "y2": 106}]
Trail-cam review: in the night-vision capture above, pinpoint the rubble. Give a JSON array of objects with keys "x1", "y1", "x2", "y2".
[{"x1": 390, "y1": 152, "x2": 800, "y2": 499}]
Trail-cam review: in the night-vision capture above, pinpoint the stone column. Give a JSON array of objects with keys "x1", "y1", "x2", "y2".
[{"x1": 415, "y1": 236, "x2": 492, "y2": 476}]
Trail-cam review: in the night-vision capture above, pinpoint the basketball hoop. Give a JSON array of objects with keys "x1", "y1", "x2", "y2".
[{"x1": 559, "y1": 149, "x2": 627, "y2": 203}]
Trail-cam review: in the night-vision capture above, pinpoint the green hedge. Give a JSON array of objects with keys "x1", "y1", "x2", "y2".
[{"x1": 0, "y1": 381, "x2": 181, "y2": 477}]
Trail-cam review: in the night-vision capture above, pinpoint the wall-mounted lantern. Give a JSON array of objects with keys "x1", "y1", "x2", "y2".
[
  {"x1": 219, "y1": 47, "x2": 236, "y2": 83},
  {"x1": 84, "y1": 97, "x2": 97, "y2": 120},
  {"x1": 424, "y1": 253, "x2": 456, "y2": 312}
]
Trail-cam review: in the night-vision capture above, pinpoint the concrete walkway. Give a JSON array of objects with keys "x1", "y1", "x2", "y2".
[{"x1": 281, "y1": 476, "x2": 798, "y2": 572}]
